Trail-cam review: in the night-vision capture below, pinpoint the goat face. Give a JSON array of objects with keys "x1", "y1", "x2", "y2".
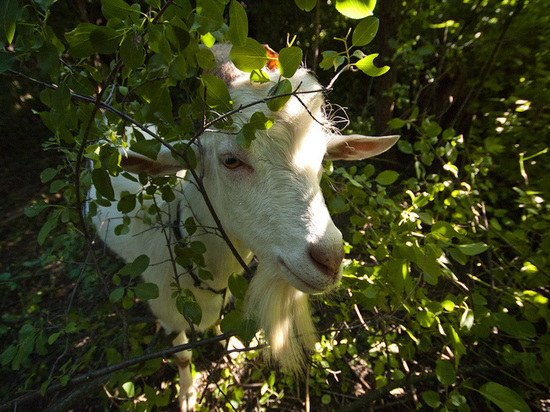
[{"x1": 200, "y1": 86, "x2": 344, "y2": 294}]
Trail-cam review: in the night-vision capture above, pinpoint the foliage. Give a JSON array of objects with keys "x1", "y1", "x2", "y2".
[{"x1": 1, "y1": 0, "x2": 549, "y2": 411}]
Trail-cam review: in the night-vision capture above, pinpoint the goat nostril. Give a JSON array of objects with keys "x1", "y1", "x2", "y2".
[{"x1": 309, "y1": 245, "x2": 345, "y2": 279}]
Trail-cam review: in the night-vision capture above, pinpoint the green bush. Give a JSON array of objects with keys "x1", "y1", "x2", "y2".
[{"x1": 1, "y1": 0, "x2": 548, "y2": 411}]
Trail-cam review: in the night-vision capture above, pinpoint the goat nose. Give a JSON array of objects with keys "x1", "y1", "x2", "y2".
[{"x1": 309, "y1": 244, "x2": 345, "y2": 280}]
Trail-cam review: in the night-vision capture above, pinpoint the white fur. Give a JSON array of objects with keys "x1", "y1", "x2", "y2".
[{"x1": 90, "y1": 44, "x2": 398, "y2": 410}]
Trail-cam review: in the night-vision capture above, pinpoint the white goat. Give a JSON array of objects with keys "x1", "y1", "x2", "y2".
[{"x1": 90, "y1": 44, "x2": 398, "y2": 410}]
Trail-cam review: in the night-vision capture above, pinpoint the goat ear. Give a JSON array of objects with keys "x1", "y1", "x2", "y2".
[
  {"x1": 120, "y1": 148, "x2": 191, "y2": 177},
  {"x1": 325, "y1": 134, "x2": 400, "y2": 161}
]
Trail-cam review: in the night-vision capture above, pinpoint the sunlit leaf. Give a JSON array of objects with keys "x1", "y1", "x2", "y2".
[
  {"x1": 201, "y1": 73, "x2": 233, "y2": 112},
  {"x1": 229, "y1": 38, "x2": 268, "y2": 72},
  {"x1": 294, "y1": 0, "x2": 317, "y2": 12},
  {"x1": 279, "y1": 46, "x2": 303, "y2": 78},
  {"x1": 266, "y1": 79, "x2": 292, "y2": 112},
  {"x1": 455, "y1": 242, "x2": 489, "y2": 256},
  {"x1": 355, "y1": 53, "x2": 390, "y2": 77},
  {"x1": 335, "y1": 0, "x2": 375, "y2": 19},
  {"x1": 1, "y1": 0, "x2": 19, "y2": 44}
]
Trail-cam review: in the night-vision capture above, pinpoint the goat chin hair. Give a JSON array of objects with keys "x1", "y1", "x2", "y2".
[{"x1": 245, "y1": 261, "x2": 317, "y2": 373}]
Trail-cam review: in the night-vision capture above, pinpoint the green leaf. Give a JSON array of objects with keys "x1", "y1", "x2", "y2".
[
  {"x1": 227, "y1": 0, "x2": 248, "y2": 47},
  {"x1": 170, "y1": 54, "x2": 188, "y2": 80},
  {"x1": 431, "y1": 221, "x2": 458, "y2": 236},
  {"x1": 352, "y1": 16, "x2": 379, "y2": 46},
  {"x1": 250, "y1": 111, "x2": 273, "y2": 130},
  {"x1": 423, "y1": 120, "x2": 442, "y2": 138},
  {"x1": 90, "y1": 26, "x2": 123, "y2": 55},
  {"x1": 40, "y1": 168, "x2": 58, "y2": 183},
  {"x1": 331, "y1": 197, "x2": 347, "y2": 213},
  {"x1": 250, "y1": 69, "x2": 270, "y2": 83},
  {"x1": 92, "y1": 168, "x2": 115, "y2": 201},
  {"x1": 388, "y1": 118, "x2": 406, "y2": 129},
  {"x1": 68, "y1": 71, "x2": 96, "y2": 95},
  {"x1": 319, "y1": 50, "x2": 345, "y2": 71},
  {"x1": 201, "y1": 73, "x2": 233, "y2": 112},
  {"x1": 130, "y1": 139, "x2": 161, "y2": 160},
  {"x1": 1, "y1": 0, "x2": 19, "y2": 44},
  {"x1": 220, "y1": 309, "x2": 242, "y2": 334},
  {"x1": 435, "y1": 359, "x2": 456, "y2": 386},
  {"x1": 229, "y1": 38, "x2": 268, "y2": 72},
  {"x1": 176, "y1": 297, "x2": 202, "y2": 325},
  {"x1": 196, "y1": 0, "x2": 224, "y2": 34},
  {"x1": 134, "y1": 282, "x2": 159, "y2": 301},
  {"x1": 454, "y1": 242, "x2": 489, "y2": 256},
  {"x1": 355, "y1": 53, "x2": 390, "y2": 77},
  {"x1": 295, "y1": 0, "x2": 317, "y2": 11},
  {"x1": 101, "y1": 0, "x2": 140, "y2": 20},
  {"x1": 375, "y1": 170, "x2": 399, "y2": 185},
  {"x1": 129, "y1": 255, "x2": 150, "y2": 277},
  {"x1": 25, "y1": 201, "x2": 49, "y2": 218},
  {"x1": 117, "y1": 192, "x2": 137, "y2": 213},
  {"x1": 37, "y1": 212, "x2": 59, "y2": 245},
  {"x1": 190, "y1": 241, "x2": 207, "y2": 255},
  {"x1": 120, "y1": 33, "x2": 145, "y2": 70},
  {"x1": 34, "y1": 0, "x2": 58, "y2": 13},
  {"x1": 266, "y1": 79, "x2": 293, "y2": 112},
  {"x1": 417, "y1": 310, "x2": 435, "y2": 328},
  {"x1": 220, "y1": 310, "x2": 257, "y2": 343},
  {"x1": 228, "y1": 273, "x2": 248, "y2": 299},
  {"x1": 236, "y1": 123, "x2": 257, "y2": 149},
  {"x1": 37, "y1": 42, "x2": 60, "y2": 79},
  {"x1": 122, "y1": 381, "x2": 135, "y2": 397},
  {"x1": 0, "y1": 345, "x2": 17, "y2": 366},
  {"x1": 478, "y1": 382, "x2": 531, "y2": 412},
  {"x1": 335, "y1": 0, "x2": 375, "y2": 19},
  {"x1": 279, "y1": 46, "x2": 303, "y2": 78},
  {"x1": 195, "y1": 48, "x2": 217, "y2": 69},
  {"x1": 0, "y1": 51, "x2": 17, "y2": 73},
  {"x1": 65, "y1": 23, "x2": 97, "y2": 58},
  {"x1": 110, "y1": 287, "x2": 125, "y2": 302},
  {"x1": 422, "y1": 391, "x2": 440, "y2": 408}
]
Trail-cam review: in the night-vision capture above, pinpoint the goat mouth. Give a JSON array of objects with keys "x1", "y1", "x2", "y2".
[{"x1": 277, "y1": 259, "x2": 325, "y2": 294}]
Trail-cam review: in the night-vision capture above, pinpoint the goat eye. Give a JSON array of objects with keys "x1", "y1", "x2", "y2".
[{"x1": 222, "y1": 157, "x2": 242, "y2": 169}]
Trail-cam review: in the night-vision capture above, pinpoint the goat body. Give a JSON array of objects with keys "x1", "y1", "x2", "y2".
[{"x1": 90, "y1": 44, "x2": 398, "y2": 410}]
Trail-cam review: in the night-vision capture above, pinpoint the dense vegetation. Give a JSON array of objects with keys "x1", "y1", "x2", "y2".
[{"x1": 1, "y1": 0, "x2": 549, "y2": 410}]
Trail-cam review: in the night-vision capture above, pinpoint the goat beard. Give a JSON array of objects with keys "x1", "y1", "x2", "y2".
[{"x1": 245, "y1": 261, "x2": 317, "y2": 373}]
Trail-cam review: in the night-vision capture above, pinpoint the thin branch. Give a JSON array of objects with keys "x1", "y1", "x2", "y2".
[{"x1": 0, "y1": 332, "x2": 236, "y2": 412}]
